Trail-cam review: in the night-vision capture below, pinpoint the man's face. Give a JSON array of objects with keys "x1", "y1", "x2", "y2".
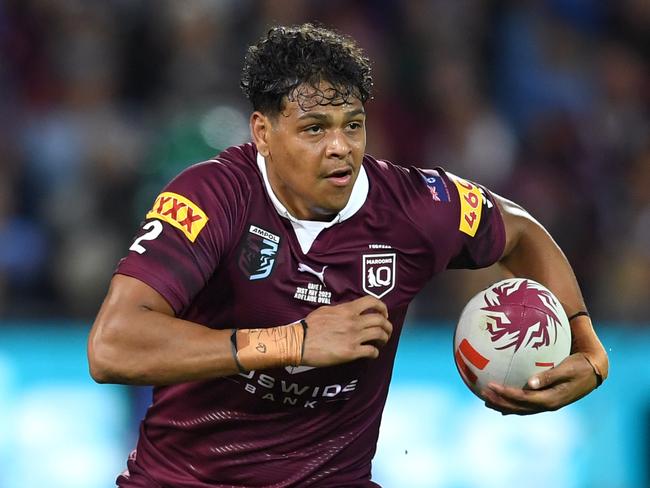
[{"x1": 252, "y1": 83, "x2": 366, "y2": 221}]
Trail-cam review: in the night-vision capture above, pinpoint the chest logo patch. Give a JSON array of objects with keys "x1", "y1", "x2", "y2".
[
  {"x1": 238, "y1": 225, "x2": 280, "y2": 280},
  {"x1": 362, "y1": 253, "x2": 397, "y2": 299}
]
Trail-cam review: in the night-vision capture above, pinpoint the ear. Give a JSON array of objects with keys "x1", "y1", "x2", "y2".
[{"x1": 250, "y1": 111, "x2": 272, "y2": 157}]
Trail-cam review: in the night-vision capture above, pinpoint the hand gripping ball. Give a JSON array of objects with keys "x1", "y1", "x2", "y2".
[{"x1": 454, "y1": 278, "x2": 571, "y2": 399}]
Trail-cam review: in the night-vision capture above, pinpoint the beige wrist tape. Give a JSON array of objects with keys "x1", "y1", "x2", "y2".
[
  {"x1": 568, "y1": 313, "x2": 607, "y2": 386},
  {"x1": 582, "y1": 353, "x2": 605, "y2": 387},
  {"x1": 233, "y1": 321, "x2": 306, "y2": 371}
]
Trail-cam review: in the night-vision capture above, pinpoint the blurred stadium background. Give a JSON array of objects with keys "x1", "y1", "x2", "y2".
[{"x1": 0, "y1": 1, "x2": 648, "y2": 487}]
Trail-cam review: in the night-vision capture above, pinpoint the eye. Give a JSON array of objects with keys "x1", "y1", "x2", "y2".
[
  {"x1": 304, "y1": 125, "x2": 323, "y2": 134},
  {"x1": 348, "y1": 121, "x2": 363, "y2": 130}
]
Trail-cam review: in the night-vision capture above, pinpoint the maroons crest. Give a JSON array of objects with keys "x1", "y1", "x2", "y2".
[{"x1": 362, "y1": 253, "x2": 396, "y2": 299}]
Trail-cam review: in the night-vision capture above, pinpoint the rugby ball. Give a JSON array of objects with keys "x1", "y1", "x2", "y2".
[{"x1": 454, "y1": 278, "x2": 571, "y2": 400}]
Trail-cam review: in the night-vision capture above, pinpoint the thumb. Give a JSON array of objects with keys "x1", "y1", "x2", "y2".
[
  {"x1": 527, "y1": 368, "x2": 557, "y2": 389},
  {"x1": 528, "y1": 356, "x2": 579, "y2": 390},
  {"x1": 527, "y1": 369, "x2": 557, "y2": 389},
  {"x1": 527, "y1": 375, "x2": 542, "y2": 390}
]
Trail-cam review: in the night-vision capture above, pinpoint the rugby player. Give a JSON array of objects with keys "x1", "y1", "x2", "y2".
[{"x1": 88, "y1": 24, "x2": 608, "y2": 487}]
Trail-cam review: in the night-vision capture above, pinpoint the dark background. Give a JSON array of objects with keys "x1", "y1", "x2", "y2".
[{"x1": 1, "y1": 0, "x2": 648, "y2": 322}]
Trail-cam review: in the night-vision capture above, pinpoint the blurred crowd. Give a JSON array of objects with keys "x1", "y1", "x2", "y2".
[{"x1": 0, "y1": 0, "x2": 648, "y2": 323}]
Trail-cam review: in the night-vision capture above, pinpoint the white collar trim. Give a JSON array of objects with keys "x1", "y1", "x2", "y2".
[{"x1": 256, "y1": 152, "x2": 368, "y2": 253}]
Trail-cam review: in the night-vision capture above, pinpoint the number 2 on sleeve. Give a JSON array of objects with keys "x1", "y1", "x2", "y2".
[{"x1": 129, "y1": 220, "x2": 163, "y2": 254}]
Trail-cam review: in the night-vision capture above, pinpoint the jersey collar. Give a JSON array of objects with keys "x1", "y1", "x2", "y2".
[{"x1": 256, "y1": 152, "x2": 368, "y2": 226}]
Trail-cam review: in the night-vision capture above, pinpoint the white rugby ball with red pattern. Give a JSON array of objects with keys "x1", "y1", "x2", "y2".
[{"x1": 454, "y1": 278, "x2": 571, "y2": 400}]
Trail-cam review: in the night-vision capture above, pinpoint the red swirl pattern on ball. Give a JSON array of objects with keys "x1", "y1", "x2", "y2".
[{"x1": 481, "y1": 280, "x2": 562, "y2": 352}]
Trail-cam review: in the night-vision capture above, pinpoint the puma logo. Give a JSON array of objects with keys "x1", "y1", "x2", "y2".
[
  {"x1": 297, "y1": 263, "x2": 328, "y2": 286},
  {"x1": 285, "y1": 365, "x2": 316, "y2": 374}
]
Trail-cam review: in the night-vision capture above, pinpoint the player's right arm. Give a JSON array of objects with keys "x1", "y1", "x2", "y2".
[
  {"x1": 87, "y1": 275, "x2": 392, "y2": 385},
  {"x1": 88, "y1": 274, "x2": 239, "y2": 384}
]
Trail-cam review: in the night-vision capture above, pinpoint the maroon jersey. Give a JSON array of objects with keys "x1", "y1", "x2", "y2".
[{"x1": 115, "y1": 143, "x2": 505, "y2": 487}]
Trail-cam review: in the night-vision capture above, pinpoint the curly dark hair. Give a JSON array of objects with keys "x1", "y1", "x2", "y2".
[{"x1": 241, "y1": 24, "x2": 373, "y2": 115}]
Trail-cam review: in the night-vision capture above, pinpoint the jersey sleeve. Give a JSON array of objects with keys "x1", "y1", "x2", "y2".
[
  {"x1": 115, "y1": 162, "x2": 247, "y2": 314},
  {"x1": 412, "y1": 167, "x2": 506, "y2": 270}
]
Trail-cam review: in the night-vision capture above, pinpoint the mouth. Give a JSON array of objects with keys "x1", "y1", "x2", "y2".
[{"x1": 324, "y1": 166, "x2": 354, "y2": 187}]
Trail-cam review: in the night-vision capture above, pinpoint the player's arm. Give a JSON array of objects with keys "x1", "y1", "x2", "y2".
[
  {"x1": 482, "y1": 195, "x2": 609, "y2": 414},
  {"x1": 88, "y1": 274, "x2": 239, "y2": 385},
  {"x1": 87, "y1": 274, "x2": 393, "y2": 386}
]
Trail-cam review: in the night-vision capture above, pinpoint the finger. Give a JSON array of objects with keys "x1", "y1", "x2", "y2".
[
  {"x1": 358, "y1": 326, "x2": 390, "y2": 348},
  {"x1": 487, "y1": 382, "x2": 546, "y2": 403},
  {"x1": 355, "y1": 343, "x2": 380, "y2": 359},
  {"x1": 526, "y1": 368, "x2": 567, "y2": 390},
  {"x1": 484, "y1": 400, "x2": 537, "y2": 416},
  {"x1": 358, "y1": 314, "x2": 393, "y2": 337},
  {"x1": 348, "y1": 295, "x2": 388, "y2": 318},
  {"x1": 482, "y1": 386, "x2": 543, "y2": 415},
  {"x1": 526, "y1": 356, "x2": 583, "y2": 390},
  {"x1": 486, "y1": 381, "x2": 572, "y2": 413}
]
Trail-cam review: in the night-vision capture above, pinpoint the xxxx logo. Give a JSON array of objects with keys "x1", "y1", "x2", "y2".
[{"x1": 146, "y1": 191, "x2": 208, "y2": 242}]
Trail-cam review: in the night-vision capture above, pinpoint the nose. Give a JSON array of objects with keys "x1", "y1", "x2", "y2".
[{"x1": 325, "y1": 130, "x2": 351, "y2": 159}]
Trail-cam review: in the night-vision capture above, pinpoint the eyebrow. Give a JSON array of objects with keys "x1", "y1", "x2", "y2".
[{"x1": 297, "y1": 108, "x2": 366, "y2": 122}]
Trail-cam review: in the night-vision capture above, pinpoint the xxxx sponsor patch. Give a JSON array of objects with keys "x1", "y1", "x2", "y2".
[
  {"x1": 451, "y1": 176, "x2": 483, "y2": 237},
  {"x1": 146, "y1": 191, "x2": 208, "y2": 242}
]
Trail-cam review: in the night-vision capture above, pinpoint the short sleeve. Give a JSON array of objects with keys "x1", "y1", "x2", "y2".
[
  {"x1": 115, "y1": 161, "x2": 247, "y2": 314},
  {"x1": 411, "y1": 167, "x2": 505, "y2": 270}
]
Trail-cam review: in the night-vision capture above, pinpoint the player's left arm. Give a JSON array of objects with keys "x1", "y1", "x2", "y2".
[{"x1": 484, "y1": 194, "x2": 609, "y2": 415}]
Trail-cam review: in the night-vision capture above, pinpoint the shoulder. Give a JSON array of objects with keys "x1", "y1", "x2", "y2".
[
  {"x1": 148, "y1": 143, "x2": 261, "y2": 235},
  {"x1": 158, "y1": 143, "x2": 264, "y2": 217},
  {"x1": 171, "y1": 143, "x2": 260, "y2": 193},
  {"x1": 362, "y1": 154, "x2": 410, "y2": 180},
  {"x1": 363, "y1": 154, "x2": 454, "y2": 204}
]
